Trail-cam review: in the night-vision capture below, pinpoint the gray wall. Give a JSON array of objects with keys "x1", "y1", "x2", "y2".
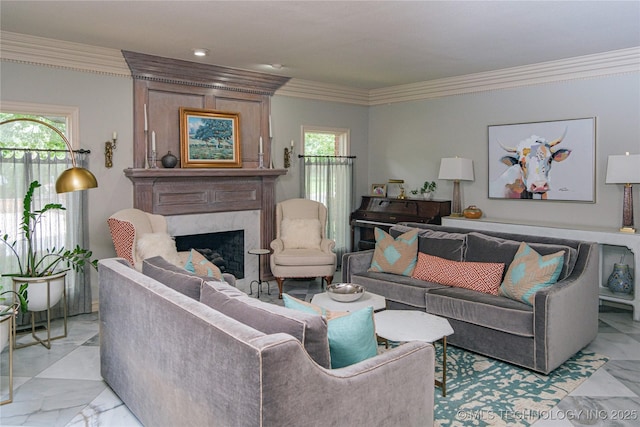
[
  {"x1": 270, "y1": 96, "x2": 370, "y2": 202},
  {"x1": 1, "y1": 61, "x2": 134, "y2": 299},
  {"x1": 369, "y1": 73, "x2": 640, "y2": 230}
]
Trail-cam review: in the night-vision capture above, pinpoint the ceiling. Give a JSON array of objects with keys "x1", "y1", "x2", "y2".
[{"x1": 1, "y1": 1, "x2": 639, "y2": 90}]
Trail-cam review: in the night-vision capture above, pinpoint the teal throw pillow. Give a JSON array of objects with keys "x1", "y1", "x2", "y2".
[{"x1": 283, "y1": 294, "x2": 378, "y2": 369}]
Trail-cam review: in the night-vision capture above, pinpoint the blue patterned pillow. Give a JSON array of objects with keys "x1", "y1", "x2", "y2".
[
  {"x1": 368, "y1": 227, "x2": 419, "y2": 276},
  {"x1": 282, "y1": 294, "x2": 378, "y2": 369},
  {"x1": 499, "y1": 242, "x2": 564, "y2": 305}
]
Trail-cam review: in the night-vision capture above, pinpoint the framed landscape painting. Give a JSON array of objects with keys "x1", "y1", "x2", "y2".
[
  {"x1": 179, "y1": 108, "x2": 241, "y2": 168},
  {"x1": 488, "y1": 117, "x2": 595, "y2": 202}
]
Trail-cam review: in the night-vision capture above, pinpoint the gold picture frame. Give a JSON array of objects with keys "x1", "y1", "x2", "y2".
[
  {"x1": 370, "y1": 184, "x2": 387, "y2": 197},
  {"x1": 179, "y1": 107, "x2": 241, "y2": 168}
]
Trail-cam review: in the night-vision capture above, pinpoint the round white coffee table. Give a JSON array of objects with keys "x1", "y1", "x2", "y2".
[
  {"x1": 311, "y1": 290, "x2": 386, "y2": 312},
  {"x1": 375, "y1": 310, "x2": 454, "y2": 396}
]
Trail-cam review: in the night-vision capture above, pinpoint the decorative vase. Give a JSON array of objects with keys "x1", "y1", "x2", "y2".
[
  {"x1": 0, "y1": 306, "x2": 12, "y2": 352},
  {"x1": 463, "y1": 205, "x2": 483, "y2": 219},
  {"x1": 606, "y1": 263, "x2": 633, "y2": 294},
  {"x1": 423, "y1": 192, "x2": 433, "y2": 200},
  {"x1": 161, "y1": 151, "x2": 178, "y2": 168},
  {"x1": 12, "y1": 271, "x2": 66, "y2": 312}
]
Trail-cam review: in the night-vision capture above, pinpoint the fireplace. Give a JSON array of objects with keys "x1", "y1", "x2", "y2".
[
  {"x1": 167, "y1": 210, "x2": 261, "y2": 286},
  {"x1": 175, "y1": 230, "x2": 245, "y2": 279}
]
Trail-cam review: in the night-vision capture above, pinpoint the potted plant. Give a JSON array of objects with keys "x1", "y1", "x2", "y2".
[
  {"x1": 0, "y1": 288, "x2": 27, "y2": 352},
  {"x1": 410, "y1": 181, "x2": 437, "y2": 200},
  {"x1": 1, "y1": 180, "x2": 97, "y2": 312}
]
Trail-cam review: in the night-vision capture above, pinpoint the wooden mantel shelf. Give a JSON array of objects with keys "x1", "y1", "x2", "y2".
[{"x1": 124, "y1": 167, "x2": 287, "y2": 179}]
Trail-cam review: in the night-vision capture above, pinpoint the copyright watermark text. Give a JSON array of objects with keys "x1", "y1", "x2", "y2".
[{"x1": 456, "y1": 409, "x2": 638, "y2": 422}]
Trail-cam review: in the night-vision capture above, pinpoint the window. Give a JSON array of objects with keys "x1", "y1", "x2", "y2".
[{"x1": 302, "y1": 126, "x2": 349, "y2": 156}]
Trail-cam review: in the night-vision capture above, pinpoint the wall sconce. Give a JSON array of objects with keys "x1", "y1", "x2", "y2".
[
  {"x1": 438, "y1": 157, "x2": 474, "y2": 216},
  {"x1": 284, "y1": 140, "x2": 295, "y2": 168},
  {"x1": 105, "y1": 132, "x2": 118, "y2": 168},
  {"x1": 606, "y1": 152, "x2": 640, "y2": 233},
  {"x1": 0, "y1": 118, "x2": 98, "y2": 193},
  {"x1": 388, "y1": 179, "x2": 406, "y2": 199}
]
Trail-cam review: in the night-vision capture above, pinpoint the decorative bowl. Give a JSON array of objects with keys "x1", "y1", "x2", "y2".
[{"x1": 326, "y1": 283, "x2": 365, "y2": 302}]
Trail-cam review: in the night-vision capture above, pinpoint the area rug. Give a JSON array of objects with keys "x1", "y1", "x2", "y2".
[{"x1": 432, "y1": 346, "x2": 608, "y2": 427}]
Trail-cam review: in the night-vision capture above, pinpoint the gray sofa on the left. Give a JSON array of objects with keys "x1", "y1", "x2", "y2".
[{"x1": 99, "y1": 257, "x2": 435, "y2": 427}]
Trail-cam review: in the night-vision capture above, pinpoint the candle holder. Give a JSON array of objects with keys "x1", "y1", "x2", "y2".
[
  {"x1": 150, "y1": 150, "x2": 158, "y2": 168},
  {"x1": 144, "y1": 130, "x2": 150, "y2": 169},
  {"x1": 258, "y1": 152, "x2": 265, "y2": 169}
]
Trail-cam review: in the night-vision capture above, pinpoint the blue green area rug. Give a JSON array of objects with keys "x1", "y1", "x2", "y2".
[{"x1": 433, "y1": 346, "x2": 608, "y2": 427}]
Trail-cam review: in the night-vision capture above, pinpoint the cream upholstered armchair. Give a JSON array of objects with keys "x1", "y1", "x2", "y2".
[{"x1": 270, "y1": 199, "x2": 337, "y2": 298}]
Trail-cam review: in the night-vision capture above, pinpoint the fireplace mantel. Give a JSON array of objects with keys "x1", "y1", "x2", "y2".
[{"x1": 125, "y1": 167, "x2": 287, "y2": 258}]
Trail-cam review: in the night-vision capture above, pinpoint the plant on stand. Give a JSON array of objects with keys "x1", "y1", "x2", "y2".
[{"x1": 1, "y1": 180, "x2": 97, "y2": 313}]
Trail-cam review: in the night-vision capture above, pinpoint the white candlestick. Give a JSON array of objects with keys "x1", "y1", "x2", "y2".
[
  {"x1": 144, "y1": 104, "x2": 148, "y2": 131},
  {"x1": 269, "y1": 115, "x2": 272, "y2": 138},
  {"x1": 291, "y1": 139, "x2": 294, "y2": 149},
  {"x1": 112, "y1": 131, "x2": 117, "y2": 140},
  {"x1": 152, "y1": 131, "x2": 156, "y2": 151},
  {"x1": 259, "y1": 136, "x2": 263, "y2": 155}
]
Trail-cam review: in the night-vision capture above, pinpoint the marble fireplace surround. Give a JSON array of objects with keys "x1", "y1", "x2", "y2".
[{"x1": 124, "y1": 168, "x2": 286, "y2": 282}]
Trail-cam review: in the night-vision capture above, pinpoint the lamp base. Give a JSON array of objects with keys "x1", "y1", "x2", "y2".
[
  {"x1": 449, "y1": 213, "x2": 464, "y2": 218},
  {"x1": 620, "y1": 226, "x2": 636, "y2": 234}
]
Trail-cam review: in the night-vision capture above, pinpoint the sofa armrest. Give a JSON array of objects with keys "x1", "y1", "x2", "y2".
[
  {"x1": 320, "y1": 238, "x2": 336, "y2": 253},
  {"x1": 341, "y1": 250, "x2": 374, "y2": 282},
  {"x1": 533, "y1": 242, "x2": 599, "y2": 373},
  {"x1": 270, "y1": 238, "x2": 284, "y2": 253},
  {"x1": 257, "y1": 334, "x2": 434, "y2": 426}
]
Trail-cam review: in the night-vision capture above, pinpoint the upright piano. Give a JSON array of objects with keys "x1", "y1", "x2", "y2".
[{"x1": 350, "y1": 196, "x2": 451, "y2": 250}]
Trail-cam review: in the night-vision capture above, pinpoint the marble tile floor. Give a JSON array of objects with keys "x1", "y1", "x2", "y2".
[{"x1": 1, "y1": 278, "x2": 639, "y2": 426}]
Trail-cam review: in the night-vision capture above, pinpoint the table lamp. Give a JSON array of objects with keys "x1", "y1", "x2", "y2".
[
  {"x1": 438, "y1": 158, "x2": 474, "y2": 217},
  {"x1": 606, "y1": 152, "x2": 640, "y2": 233}
]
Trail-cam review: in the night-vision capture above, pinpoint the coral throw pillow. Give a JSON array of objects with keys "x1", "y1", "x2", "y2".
[
  {"x1": 184, "y1": 249, "x2": 223, "y2": 281},
  {"x1": 499, "y1": 242, "x2": 564, "y2": 306},
  {"x1": 412, "y1": 253, "x2": 505, "y2": 295},
  {"x1": 368, "y1": 227, "x2": 418, "y2": 276}
]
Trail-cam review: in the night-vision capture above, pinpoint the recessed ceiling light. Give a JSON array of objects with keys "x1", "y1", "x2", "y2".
[
  {"x1": 192, "y1": 48, "x2": 209, "y2": 57},
  {"x1": 270, "y1": 63, "x2": 283, "y2": 70}
]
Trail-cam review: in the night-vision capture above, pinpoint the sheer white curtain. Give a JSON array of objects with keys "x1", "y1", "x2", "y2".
[
  {"x1": 302, "y1": 156, "x2": 355, "y2": 265},
  {"x1": 0, "y1": 149, "x2": 92, "y2": 324}
]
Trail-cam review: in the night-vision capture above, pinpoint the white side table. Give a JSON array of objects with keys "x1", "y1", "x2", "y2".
[
  {"x1": 311, "y1": 291, "x2": 386, "y2": 312},
  {"x1": 248, "y1": 249, "x2": 271, "y2": 298},
  {"x1": 375, "y1": 310, "x2": 454, "y2": 396}
]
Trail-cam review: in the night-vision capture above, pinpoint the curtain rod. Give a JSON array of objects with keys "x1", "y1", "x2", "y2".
[
  {"x1": 298, "y1": 154, "x2": 356, "y2": 159},
  {"x1": 1, "y1": 148, "x2": 91, "y2": 154}
]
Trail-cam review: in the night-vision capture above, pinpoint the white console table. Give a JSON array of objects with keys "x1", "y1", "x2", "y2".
[{"x1": 442, "y1": 217, "x2": 640, "y2": 321}]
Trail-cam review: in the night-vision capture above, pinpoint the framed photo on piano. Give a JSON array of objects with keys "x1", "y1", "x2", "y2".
[{"x1": 370, "y1": 184, "x2": 387, "y2": 197}]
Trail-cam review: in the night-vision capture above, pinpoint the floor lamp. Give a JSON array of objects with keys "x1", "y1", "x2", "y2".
[
  {"x1": 438, "y1": 158, "x2": 474, "y2": 217},
  {"x1": 606, "y1": 152, "x2": 640, "y2": 233}
]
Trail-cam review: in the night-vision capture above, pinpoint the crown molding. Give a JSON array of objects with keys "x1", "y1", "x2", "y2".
[
  {"x1": 2, "y1": 31, "x2": 638, "y2": 105},
  {"x1": 0, "y1": 31, "x2": 130, "y2": 77},
  {"x1": 368, "y1": 47, "x2": 640, "y2": 105}
]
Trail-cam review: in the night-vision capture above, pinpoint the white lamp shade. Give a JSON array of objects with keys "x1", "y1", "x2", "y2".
[
  {"x1": 606, "y1": 154, "x2": 640, "y2": 184},
  {"x1": 438, "y1": 158, "x2": 474, "y2": 181}
]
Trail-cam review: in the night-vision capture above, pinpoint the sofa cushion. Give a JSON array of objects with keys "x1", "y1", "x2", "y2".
[
  {"x1": 142, "y1": 256, "x2": 205, "y2": 300},
  {"x1": 282, "y1": 294, "x2": 378, "y2": 369},
  {"x1": 350, "y1": 272, "x2": 447, "y2": 309},
  {"x1": 184, "y1": 249, "x2": 223, "y2": 281},
  {"x1": 200, "y1": 281, "x2": 331, "y2": 368},
  {"x1": 425, "y1": 286, "x2": 534, "y2": 337},
  {"x1": 499, "y1": 242, "x2": 564, "y2": 306},
  {"x1": 368, "y1": 227, "x2": 418, "y2": 276},
  {"x1": 281, "y1": 218, "x2": 322, "y2": 249},
  {"x1": 391, "y1": 225, "x2": 466, "y2": 261},
  {"x1": 464, "y1": 232, "x2": 577, "y2": 280},
  {"x1": 412, "y1": 253, "x2": 505, "y2": 295}
]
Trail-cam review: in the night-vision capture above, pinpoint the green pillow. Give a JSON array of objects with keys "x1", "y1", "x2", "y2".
[
  {"x1": 499, "y1": 242, "x2": 564, "y2": 306},
  {"x1": 282, "y1": 294, "x2": 378, "y2": 369}
]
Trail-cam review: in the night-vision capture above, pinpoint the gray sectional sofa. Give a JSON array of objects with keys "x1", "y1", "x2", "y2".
[
  {"x1": 342, "y1": 223, "x2": 600, "y2": 374},
  {"x1": 99, "y1": 256, "x2": 435, "y2": 427}
]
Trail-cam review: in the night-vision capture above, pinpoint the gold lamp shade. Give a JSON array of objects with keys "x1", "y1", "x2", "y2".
[{"x1": 0, "y1": 118, "x2": 98, "y2": 193}]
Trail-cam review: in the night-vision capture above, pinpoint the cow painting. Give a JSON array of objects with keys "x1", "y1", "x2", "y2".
[{"x1": 489, "y1": 131, "x2": 571, "y2": 199}]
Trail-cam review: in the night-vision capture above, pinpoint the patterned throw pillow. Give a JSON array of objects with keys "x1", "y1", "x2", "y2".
[
  {"x1": 412, "y1": 253, "x2": 505, "y2": 295},
  {"x1": 368, "y1": 227, "x2": 419, "y2": 276},
  {"x1": 282, "y1": 294, "x2": 378, "y2": 369},
  {"x1": 184, "y1": 249, "x2": 223, "y2": 281},
  {"x1": 499, "y1": 242, "x2": 564, "y2": 306}
]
